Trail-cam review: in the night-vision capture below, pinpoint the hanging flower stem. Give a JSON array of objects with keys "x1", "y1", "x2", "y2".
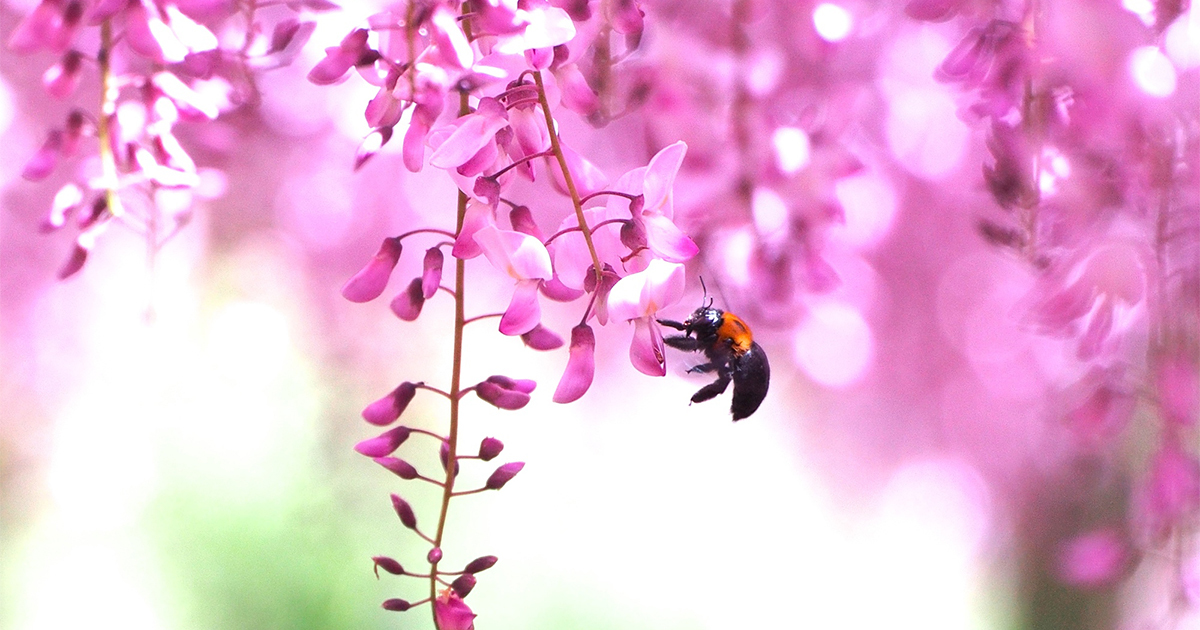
[
  {"x1": 96, "y1": 20, "x2": 125, "y2": 219},
  {"x1": 532, "y1": 69, "x2": 603, "y2": 287},
  {"x1": 428, "y1": 89, "x2": 473, "y2": 630}
]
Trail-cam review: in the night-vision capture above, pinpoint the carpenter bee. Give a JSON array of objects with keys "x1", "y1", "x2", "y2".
[{"x1": 658, "y1": 299, "x2": 770, "y2": 421}]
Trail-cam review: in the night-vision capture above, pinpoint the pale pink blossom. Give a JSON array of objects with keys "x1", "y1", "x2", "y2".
[{"x1": 607, "y1": 259, "x2": 686, "y2": 376}]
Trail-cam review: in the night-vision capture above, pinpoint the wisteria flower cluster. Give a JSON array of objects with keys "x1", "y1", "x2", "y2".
[
  {"x1": 318, "y1": 1, "x2": 708, "y2": 626},
  {"x1": 911, "y1": 0, "x2": 1200, "y2": 611},
  {"x1": 10, "y1": 0, "x2": 324, "y2": 280}
]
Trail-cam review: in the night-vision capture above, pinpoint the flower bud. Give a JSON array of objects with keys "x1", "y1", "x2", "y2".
[
  {"x1": 354, "y1": 425, "x2": 412, "y2": 457},
  {"x1": 355, "y1": 126, "x2": 393, "y2": 170},
  {"x1": 427, "y1": 547, "x2": 443, "y2": 564},
  {"x1": 485, "y1": 462, "x2": 525, "y2": 490},
  {"x1": 362, "y1": 382, "x2": 418, "y2": 426},
  {"x1": 509, "y1": 205, "x2": 543, "y2": 239},
  {"x1": 389, "y1": 278, "x2": 426, "y2": 321},
  {"x1": 422, "y1": 247, "x2": 444, "y2": 299},
  {"x1": 439, "y1": 442, "x2": 460, "y2": 477},
  {"x1": 450, "y1": 573, "x2": 476, "y2": 598},
  {"x1": 553, "y1": 324, "x2": 596, "y2": 403},
  {"x1": 375, "y1": 457, "x2": 419, "y2": 480},
  {"x1": 463, "y1": 555, "x2": 498, "y2": 574},
  {"x1": 390, "y1": 493, "x2": 417, "y2": 529},
  {"x1": 475, "y1": 376, "x2": 535, "y2": 410},
  {"x1": 382, "y1": 598, "x2": 411, "y2": 612},
  {"x1": 478, "y1": 437, "x2": 504, "y2": 461},
  {"x1": 372, "y1": 556, "x2": 405, "y2": 577},
  {"x1": 342, "y1": 236, "x2": 402, "y2": 302}
]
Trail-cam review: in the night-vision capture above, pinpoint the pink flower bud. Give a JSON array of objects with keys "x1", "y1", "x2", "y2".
[
  {"x1": 427, "y1": 547, "x2": 443, "y2": 564},
  {"x1": 57, "y1": 241, "x2": 89, "y2": 280},
  {"x1": 553, "y1": 324, "x2": 596, "y2": 403},
  {"x1": 375, "y1": 457, "x2": 419, "y2": 480},
  {"x1": 439, "y1": 442, "x2": 460, "y2": 477},
  {"x1": 342, "y1": 236, "x2": 403, "y2": 302},
  {"x1": 381, "y1": 598, "x2": 411, "y2": 611},
  {"x1": 485, "y1": 462, "x2": 525, "y2": 489},
  {"x1": 43, "y1": 50, "x2": 82, "y2": 99},
  {"x1": 450, "y1": 573, "x2": 476, "y2": 598},
  {"x1": 463, "y1": 555, "x2": 498, "y2": 574},
  {"x1": 390, "y1": 278, "x2": 426, "y2": 321},
  {"x1": 354, "y1": 425, "x2": 412, "y2": 457},
  {"x1": 478, "y1": 437, "x2": 504, "y2": 461},
  {"x1": 422, "y1": 247, "x2": 444, "y2": 299},
  {"x1": 390, "y1": 493, "x2": 417, "y2": 529},
  {"x1": 372, "y1": 556, "x2": 405, "y2": 576},
  {"x1": 362, "y1": 382, "x2": 418, "y2": 426},
  {"x1": 476, "y1": 379, "x2": 533, "y2": 410},
  {"x1": 23, "y1": 129, "x2": 63, "y2": 181}
]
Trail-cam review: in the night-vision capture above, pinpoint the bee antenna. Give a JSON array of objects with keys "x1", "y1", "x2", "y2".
[{"x1": 699, "y1": 276, "x2": 713, "y2": 308}]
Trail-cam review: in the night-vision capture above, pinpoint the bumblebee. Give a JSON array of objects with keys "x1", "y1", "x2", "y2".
[{"x1": 658, "y1": 302, "x2": 770, "y2": 421}]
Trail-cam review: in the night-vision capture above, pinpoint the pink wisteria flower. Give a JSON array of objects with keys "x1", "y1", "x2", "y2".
[
  {"x1": 474, "y1": 225, "x2": 553, "y2": 335},
  {"x1": 606, "y1": 140, "x2": 699, "y2": 267},
  {"x1": 433, "y1": 590, "x2": 476, "y2": 630},
  {"x1": 607, "y1": 258, "x2": 686, "y2": 376}
]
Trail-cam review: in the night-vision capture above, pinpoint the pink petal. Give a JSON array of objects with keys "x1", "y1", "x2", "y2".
[
  {"x1": 509, "y1": 205, "x2": 544, "y2": 239},
  {"x1": 548, "y1": 142, "x2": 607, "y2": 198},
  {"x1": 540, "y1": 273, "x2": 585, "y2": 302},
  {"x1": 23, "y1": 130, "x2": 62, "y2": 181},
  {"x1": 42, "y1": 183, "x2": 83, "y2": 232},
  {"x1": 485, "y1": 461, "x2": 525, "y2": 488},
  {"x1": 7, "y1": 1, "x2": 59, "y2": 53},
  {"x1": 556, "y1": 64, "x2": 600, "y2": 117},
  {"x1": 521, "y1": 323, "x2": 564, "y2": 350},
  {"x1": 402, "y1": 105, "x2": 433, "y2": 172},
  {"x1": 354, "y1": 425, "x2": 412, "y2": 457},
  {"x1": 607, "y1": 259, "x2": 686, "y2": 321},
  {"x1": 1077, "y1": 299, "x2": 1113, "y2": 360},
  {"x1": 905, "y1": 0, "x2": 961, "y2": 21},
  {"x1": 341, "y1": 236, "x2": 403, "y2": 302},
  {"x1": 57, "y1": 241, "x2": 89, "y2": 280},
  {"x1": 553, "y1": 324, "x2": 596, "y2": 403},
  {"x1": 152, "y1": 72, "x2": 218, "y2": 120},
  {"x1": 611, "y1": 0, "x2": 645, "y2": 34},
  {"x1": 499, "y1": 278, "x2": 543, "y2": 336},
  {"x1": 430, "y1": 6, "x2": 474, "y2": 69},
  {"x1": 452, "y1": 199, "x2": 496, "y2": 259},
  {"x1": 307, "y1": 47, "x2": 356, "y2": 85},
  {"x1": 389, "y1": 278, "x2": 426, "y2": 321},
  {"x1": 428, "y1": 103, "x2": 509, "y2": 170},
  {"x1": 642, "y1": 141, "x2": 686, "y2": 214},
  {"x1": 629, "y1": 317, "x2": 666, "y2": 376},
  {"x1": 517, "y1": 6, "x2": 576, "y2": 49},
  {"x1": 1141, "y1": 443, "x2": 1200, "y2": 536},
  {"x1": 43, "y1": 50, "x2": 82, "y2": 99},
  {"x1": 642, "y1": 213, "x2": 698, "y2": 262},
  {"x1": 433, "y1": 592, "x2": 477, "y2": 630},
  {"x1": 475, "y1": 225, "x2": 552, "y2": 281}
]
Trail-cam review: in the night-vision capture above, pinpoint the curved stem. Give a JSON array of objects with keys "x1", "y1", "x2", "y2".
[
  {"x1": 462, "y1": 312, "x2": 503, "y2": 325},
  {"x1": 532, "y1": 69, "x2": 603, "y2": 288},
  {"x1": 96, "y1": 20, "x2": 124, "y2": 218},
  {"x1": 544, "y1": 217, "x2": 627, "y2": 247}
]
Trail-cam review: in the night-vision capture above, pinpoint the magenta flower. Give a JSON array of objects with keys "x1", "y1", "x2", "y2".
[
  {"x1": 308, "y1": 28, "x2": 378, "y2": 85},
  {"x1": 452, "y1": 199, "x2": 498, "y2": 259},
  {"x1": 42, "y1": 50, "x2": 83, "y2": 99},
  {"x1": 607, "y1": 259, "x2": 686, "y2": 376},
  {"x1": 1055, "y1": 528, "x2": 1130, "y2": 588},
  {"x1": 433, "y1": 590, "x2": 476, "y2": 630},
  {"x1": 474, "y1": 225, "x2": 552, "y2": 335},
  {"x1": 7, "y1": 0, "x2": 82, "y2": 54},
  {"x1": 607, "y1": 141, "x2": 699, "y2": 265},
  {"x1": 362, "y1": 382, "x2": 419, "y2": 426},
  {"x1": 553, "y1": 324, "x2": 596, "y2": 403},
  {"x1": 428, "y1": 98, "x2": 510, "y2": 176}
]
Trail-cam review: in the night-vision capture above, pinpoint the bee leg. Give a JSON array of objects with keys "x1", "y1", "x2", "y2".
[
  {"x1": 690, "y1": 372, "x2": 731, "y2": 404},
  {"x1": 657, "y1": 318, "x2": 687, "y2": 331},
  {"x1": 687, "y1": 362, "x2": 716, "y2": 374},
  {"x1": 664, "y1": 335, "x2": 703, "y2": 352}
]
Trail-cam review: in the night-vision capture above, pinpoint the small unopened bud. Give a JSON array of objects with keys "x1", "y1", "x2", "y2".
[
  {"x1": 362, "y1": 382, "x2": 418, "y2": 426},
  {"x1": 475, "y1": 378, "x2": 533, "y2": 410},
  {"x1": 485, "y1": 462, "x2": 525, "y2": 490},
  {"x1": 372, "y1": 556, "x2": 405, "y2": 577},
  {"x1": 389, "y1": 278, "x2": 426, "y2": 321},
  {"x1": 439, "y1": 442, "x2": 460, "y2": 477},
  {"x1": 382, "y1": 598, "x2": 412, "y2": 611},
  {"x1": 390, "y1": 493, "x2": 417, "y2": 529},
  {"x1": 342, "y1": 236, "x2": 402, "y2": 302},
  {"x1": 375, "y1": 457, "x2": 419, "y2": 480},
  {"x1": 463, "y1": 555, "x2": 498, "y2": 574},
  {"x1": 354, "y1": 425, "x2": 412, "y2": 457},
  {"x1": 422, "y1": 247, "x2": 444, "y2": 299},
  {"x1": 427, "y1": 547, "x2": 443, "y2": 564},
  {"x1": 450, "y1": 573, "x2": 476, "y2": 598},
  {"x1": 478, "y1": 437, "x2": 504, "y2": 461}
]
